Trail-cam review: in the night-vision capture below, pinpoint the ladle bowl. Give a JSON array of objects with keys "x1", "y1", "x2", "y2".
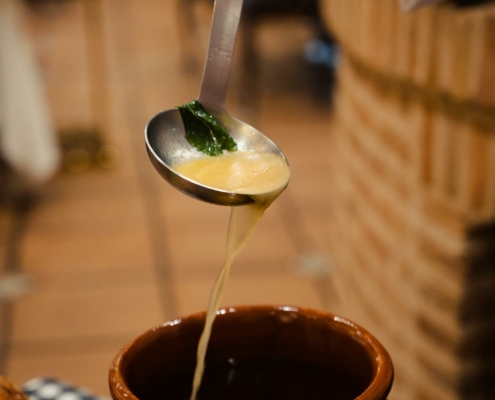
[
  {"x1": 144, "y1": 0, "x2": 289, "y2": 206},
  {"x1": 145, "y1": 108, "x2": 288, "y2": 206}
]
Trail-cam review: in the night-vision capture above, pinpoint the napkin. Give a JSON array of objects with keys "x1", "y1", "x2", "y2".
[
  {"x1": 0, "y1": 0, "x2": 60, "y2": 183},
  {"x1": 23, "y1": 378, "x2": 109, "y2": 400}
]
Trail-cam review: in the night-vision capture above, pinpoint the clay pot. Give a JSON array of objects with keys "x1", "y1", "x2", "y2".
[{"x1": 109, "y1": 305, "x2": 393, "y2": 399}]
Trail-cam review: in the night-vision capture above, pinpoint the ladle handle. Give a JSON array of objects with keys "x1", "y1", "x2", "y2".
[{"x1": 197, "y1": 0, "x2": 243, "y2": 112}]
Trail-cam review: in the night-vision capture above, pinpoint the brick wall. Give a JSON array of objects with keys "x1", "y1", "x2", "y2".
[{"x1": 321, "y1": 1, "x2": 495, "y2": 398}]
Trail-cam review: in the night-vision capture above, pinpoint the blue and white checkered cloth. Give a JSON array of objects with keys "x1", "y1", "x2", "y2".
[{"x1": 22, "y1": 378, "x2": 110, "y2": 400}]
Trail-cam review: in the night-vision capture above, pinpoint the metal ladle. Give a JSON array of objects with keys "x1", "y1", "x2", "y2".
[{"x1": 145, "y1": 0, "x2": 288, "y2": 206}]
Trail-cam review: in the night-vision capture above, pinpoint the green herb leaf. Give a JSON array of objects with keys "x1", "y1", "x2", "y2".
[{"x1": 177, "y1": 100, "x2": 237, "y2": 156}]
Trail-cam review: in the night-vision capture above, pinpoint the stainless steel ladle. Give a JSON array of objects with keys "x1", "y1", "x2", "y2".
[{"x1": 145, "y1": 0, "x2": 289, "y2": 206}]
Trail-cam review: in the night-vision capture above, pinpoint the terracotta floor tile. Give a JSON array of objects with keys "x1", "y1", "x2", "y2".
[
  {"x1": 176, "y1": 274, "x2": 325, "y2": 317},
  {"x1": 8, "y1": 333, "x2": 132, "y2": 360},
  {"x1": 46, "y1": 86, "x2": 91, "y2": 130},
  {"x1": 160, "y1": 187, "x2": 230, "y2": 231},
  {"x1": 172, "y1": 254, "x2": 290, "y2": 283},
  {"x1": 29, "y1": 264, "x2": 155, "y2": 294},
  {"x1": 166, "y1": 228, "x2": 224, "y2": 271},
  {"x1": 48, "y1": 169, "x2": 139, "y2": 198},
  {"x1": 12, "y1": 284, "x2": 163, "y2": 343},
  {"x1": 7, "y1": 350, "x2": 116, "y2": 396},
  {"x1": 139, "y1": 76, "x2": 200, "y2": 119},
  {"x1": 104, "y1": 110, "x2": 136, "y2": 150},
  {"x1": 299, "y1": 204, "x2": 333, "y2": 253},
  {"x1": 166, "y1": 222, "x2": 296, "y2": 276},
  {"x1": 234, "y1": 225, "x2": 297, "y2": 261},
  {"x1": 22, "y1": 220, "x2": 153, "y2": 273},
  {"x1": 28, "y1": 192, "x2": 145, "y2": 231}
]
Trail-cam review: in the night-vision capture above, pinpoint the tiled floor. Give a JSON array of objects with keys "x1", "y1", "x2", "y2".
[{"x1": 0, "y1": 0, "x2": 333, "y2": 395}]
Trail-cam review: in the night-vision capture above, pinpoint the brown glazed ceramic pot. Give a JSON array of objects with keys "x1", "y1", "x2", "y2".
[{"x1": 109, "y1": 306, "x2": 393, "y2": 400}]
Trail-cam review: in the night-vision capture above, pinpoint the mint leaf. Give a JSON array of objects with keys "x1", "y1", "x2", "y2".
[{"x1": 177, "y1": 100, "x2": 237, "y2": 156}]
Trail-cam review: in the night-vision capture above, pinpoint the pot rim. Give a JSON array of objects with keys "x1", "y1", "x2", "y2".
[{"x1": 109, "y1": 305, "x2": 394, "y2": 400}]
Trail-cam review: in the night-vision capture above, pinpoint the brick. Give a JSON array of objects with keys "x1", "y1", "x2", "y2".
[{"x1": 423, "y1": 191, "x2": 469, "y2": 236}]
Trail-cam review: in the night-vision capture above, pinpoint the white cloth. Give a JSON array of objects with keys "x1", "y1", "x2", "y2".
[
  {"x1": 0, "y1": 0, "x2": 59, "y2": 182},
  {"x1": 400, "y1": 0, "x2": 444, "y2": 11}
]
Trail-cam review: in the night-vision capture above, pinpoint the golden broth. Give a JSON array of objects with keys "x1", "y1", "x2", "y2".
[
  {"x1": 174, "y1": 151, "x2": 290, "y2": 400},
  {"x1": 174, "y1": 152, "x2": 290, "y2": 195}
]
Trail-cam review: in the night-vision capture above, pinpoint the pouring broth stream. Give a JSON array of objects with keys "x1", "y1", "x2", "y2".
[{"x1": 173, "y1": 151, "x2": 290, "y2": 400}]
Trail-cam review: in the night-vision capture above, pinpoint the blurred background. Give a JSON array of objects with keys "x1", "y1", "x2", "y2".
[{"x1": 0, "y1": 0, "x2": 494, "y2": 399}]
